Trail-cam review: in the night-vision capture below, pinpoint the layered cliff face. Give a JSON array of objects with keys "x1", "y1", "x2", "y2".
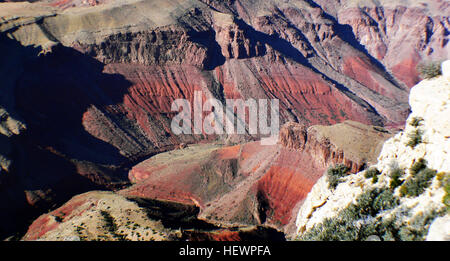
[
  {"x1": 295, "y1": 64, "x2": 450, "y2": 241},
  {"x1": 119, "y1": 120, "x2": 390, "y2": 235},
  {"x1": 0, "y1": 0, "x2": 448, "y2": 238},
  {"x1": 21, "y1": 190, "x2": 285, "y2": 241},
  {"x1": 16, "y1": 119, "x2": 390, "y2": 240}
]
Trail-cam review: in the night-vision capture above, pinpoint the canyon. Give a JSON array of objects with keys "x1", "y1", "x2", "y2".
[
  {"x1": 0, "y1": 0, "x2": 448, "y2": 239},
  {"x1": 22, "y1": 120, "x2": 391, "y2": 239},
  {"x1": 295, "y1": 67, "x2": 450, "y2": 241}
]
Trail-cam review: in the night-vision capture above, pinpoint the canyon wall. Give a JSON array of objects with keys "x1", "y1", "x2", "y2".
[
  {"x1": 0, "y1": 0, "x2": 448, "y2": 238},
  {"x1": 121, "y1": 121, "x2": 390, "y2": 234},
  {"x1": 296, "y1": 64, "x2": 450, "y2": 241}
]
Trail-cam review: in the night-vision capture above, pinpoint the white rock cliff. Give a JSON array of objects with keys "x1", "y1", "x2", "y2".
[{"x1": 296, "y1": 61, "x2": 450, "y2": 241}]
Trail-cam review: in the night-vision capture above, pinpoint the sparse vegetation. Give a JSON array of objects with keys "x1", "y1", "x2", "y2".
[
  {"x1": 99, "y1": 210, "x2": 128, "y2": 241},
  {"x1": 100, "y1": 210, "x2": 117, "y2": 234},
  {"x1": 410, "y1": 158, "x2": 427, "y2": 175},
  {"x1": 357, "y1": 188, "x2": 399, "y2": 216},
  {"x1": 417, "y1": 61, "x2": 442, "y2": 79},
  {"x1": 436, "y1": 172, "x2": 450, "y2": 210},
  {"x1": 298, "y1": 187, "x2": 444, "y2": 241},
  {"x1": 327, "y1": 164, "x2": 350, "y2": 190},
  {"x1": 298, "y1": 188, "x2": 399, "y2": 241},
  {"x1": 364, "y1": 167, "x2": 381, "y2": 184},
  {"x1": 409, "y1": 117, "x2": 423, "y2": 128},
  {"x1": 389, "y1": 167, "x2": 405, "y2": 190},
  {"x1": 400, "y1": 167, "x2": 436, "y2": 197},
  {"x1": 396, "y1": 210, "x2": 443, "y2": 241},
  {"x1": 406, "y1": 129, "x2": 423, "y2": 148}
]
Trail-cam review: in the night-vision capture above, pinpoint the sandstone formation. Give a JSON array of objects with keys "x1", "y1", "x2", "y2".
[
  {"x1": 23, "y1": 118, "x2": 388, "y2": 240},
  {"x1": 121, "y1": 120, "x2": 390, "y2": 235},
  {"x1": 296, "y1": 64, "x2": 450, "y2": 240},
  {"x1": 0, "y1": 0, "x2": 448, "y2": 239},
  {"x1": 315, "y1": 0, "x2": 450, "y2": 88},
  {"x1": 280, "y1": 120, "x2": 391, "y2": 173}
]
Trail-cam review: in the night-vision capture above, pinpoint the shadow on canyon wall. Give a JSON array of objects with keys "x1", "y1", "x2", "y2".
[
  {"x1": 303, "y1": 0, "x2": 404, "y2": 89},
  {"x1": 0, "y1": 35, "x2": 134, "y2": 239},
  {"x1": 129, "y1": 197, "x2": 286, "y2": 241}
]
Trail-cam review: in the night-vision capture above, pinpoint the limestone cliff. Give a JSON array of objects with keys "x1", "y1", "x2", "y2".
[{"x1": 295, "y1": 61, "x2": 450, "y2": 241}]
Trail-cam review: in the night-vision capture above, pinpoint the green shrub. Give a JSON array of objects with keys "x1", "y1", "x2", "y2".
[
  {"x1": 100, "y1": 210, "x2": 117, "y2": 234},
  {"x1": 409, "y1": 117, "x2": 423, "y2": 128},
  {"x1": 400, "y1": 168, "x2": 436, "y2": 197},
  {"x1": 364, "y1": 168, "x2": 381, "y2": 184},
  {"x1": 298, "y1": 187, "x2": 444, "y2": 241},
  {"x1": 410, "y1": 158, "x2": 427, "y2": 175},
  {"x1": 298, "y1": 185, "x2": 444, "y2": 241},
  {"x1": 444, "y1": 188, "x2": 450, "y2": 210},
  {"x1": 417, "y1": 61, "x2": 442, "y2": 79},
  {"x1": 390, "y1": 168, "x2": 405, "y2": 190},
  {"x1": 372, "y1": 190, "x2": 399, "y2": 213},
  {"x1": 372, "y1": 175, "x2": 379, "y2": 184},
  {"x1": 298, "y1": 188, "x2": 399, "y2": 241},
  {"x1": 327, "y1": 164, "x2": 350, "y2": 190},
  {"x1": 406, "y1": 129, "x2": 423, "y2": 148},
  {"x1": 436, "y1": 172, "x2": 450, "y2": 210},
  {"x1": 397, "y1": 210, "x2": 442, "y2": 241}
]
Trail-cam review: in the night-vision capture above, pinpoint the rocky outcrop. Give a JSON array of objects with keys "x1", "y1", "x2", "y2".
[
  {"x1": 295, "y1": 63, "x2": 450, "y2": 241},
  {"x1": 121, "y1": 120, "x2": 390, "y2": 235},
  {"x1": 316, "y1": 0, "x2": 450, "y2": 87},
  {"x1": 212, "y1": 12, "x2": 265, "y2": 59},
  {"x1": 280, "y1": 121, "x2": 391, "y2": 173},
  {"x1": 22, "y1": 191, "x2": 183, "y2": 241},
  {"x1": 279, "y1": 122, "x2": 308, "y2": 150},
  {"x1": 79, "y1": 27, "x2": 212, "y2": 68},
  {"x1": 0, "y1": 108, "x2": 25, "y2": 175},
  {"x1": 21, "y1": 190, "x2": 285, "y2": 241},
  {"x1": 0, "y1": 0, "x2": 447, "y2": 239}
]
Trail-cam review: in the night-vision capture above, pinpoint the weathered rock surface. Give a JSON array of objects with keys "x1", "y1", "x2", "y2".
[
  {"x1": 22, "y1": 190, "x2": 285, "y2": 241},
  {"x1": 121, "y1": 120, "x2": 390, "y2": 235},
  {"x1": 296, "y1": 65, "x2": 450, "y2": 241},
  {"x1": 281, "y1": 120, "x2": 391, "y2": 173},
  {"x1": 22, "y1": 191, "x2": 179, "y2": 241},
  {"x1": 318, "y1": 0, "x2": 450, "y2": 88},
  {"x1": 0, "y1": 0, "x2": 448, "y2": 238}
]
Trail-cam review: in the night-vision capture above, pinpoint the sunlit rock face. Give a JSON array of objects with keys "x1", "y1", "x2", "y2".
[
  {"x1": 120, "y1": 120, "x2": 389, "y2": 235},
  {"x1": 296, "y1": 62, "x2": 450, "y2": 241},
  {"x1": 0, "y1": 0, "x2": 448, "y2": 239}
]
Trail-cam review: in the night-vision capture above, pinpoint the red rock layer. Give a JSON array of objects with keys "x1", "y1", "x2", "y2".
[
  {"x1": 48, "y1": 0, "x2": 108, "y2": 9},
  {"x1": 335, "y1": 2, "x2": 449, "y2": 87},
  {"x1": 4, "y1": 0, "x2": 447, "y2": 239},
  {"x1": 23, "y1": 195, "x2": 91, "y2": 241},
  {"x1": 123, "y1": 120, "x2": 387, "y2": 232},
  {"x1": 255, "y1": 149, "x2": 321, "y2": 225},
  {"x1": 391, "y1": 57, "x2": 422, "y2": 88},
  {"x1": 213, "y1": 60, "x2": 376, "y2": 126},
  {"x1": 122, "y1": 141, "x2": 323, "y2": 230}
]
